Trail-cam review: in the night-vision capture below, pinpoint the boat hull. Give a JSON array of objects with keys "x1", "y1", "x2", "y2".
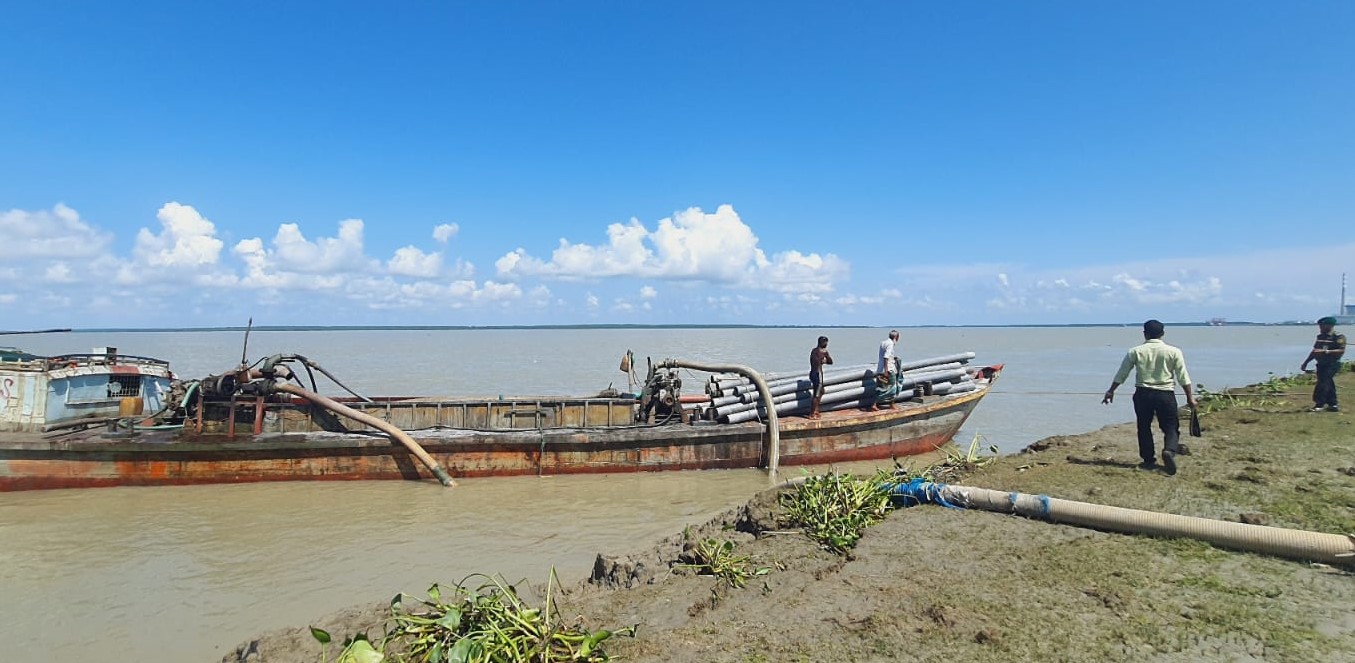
[{"x1": 0, "y1": 386, "x2": 989, "y2": 491}]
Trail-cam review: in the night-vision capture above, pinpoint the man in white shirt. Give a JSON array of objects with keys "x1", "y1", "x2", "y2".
[{"x1": 877, "y1": 330, "x2": 900, "y2": 377}]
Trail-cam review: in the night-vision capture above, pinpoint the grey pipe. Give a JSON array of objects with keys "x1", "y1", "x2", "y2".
[
  {"x1": 713, "y1": 364, "x2": 873, "y2": 395},
  {"x1": 898, "y1": 352, "x2": 975, "y2": 372},
  {"x1": 931, "y1": 379, "x2": 977, "y2": 396},
  {"x1": 714, "y1": 378, "x2": 874, "y2": 417},
  {"x1": 935, "y1": 484, "x2": 1355, "y2": 567},
  {"x1": 723, "y1": 384, "x2": 871, "y2": 424},
  {"x1": 714, "y1": 371, "x2": 876, "y2": 409},
  {"x1": 656, "y1": 359, "x2": 781, "y2": 474},
  {"x1": 718, "y1": 367, "x2": 969, "y2": 422},
  {"x1": 725, "y1": 366, "x2": 874, "y2": 397}
]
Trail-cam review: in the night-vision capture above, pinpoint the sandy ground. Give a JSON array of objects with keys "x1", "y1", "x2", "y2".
[{"x1": 225, "y1": 369, "x2": 1355, "y2": 662}]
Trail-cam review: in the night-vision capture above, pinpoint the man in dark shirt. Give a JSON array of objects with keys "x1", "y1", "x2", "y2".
[
  {"x1": 1301, "y1": 316, "x2": 1346, "y2": 412},
  {"x1": 808, "y1": 335, "x2": 833, "y2": 419}
]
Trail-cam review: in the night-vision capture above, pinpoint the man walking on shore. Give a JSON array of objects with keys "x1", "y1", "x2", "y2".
[
  {"x1": 1301, "y1": 316, "x2": 1345, "y2": 412},
  {"x1": 1102, "y1": 320, "x2": 1198, "y2": 475}
]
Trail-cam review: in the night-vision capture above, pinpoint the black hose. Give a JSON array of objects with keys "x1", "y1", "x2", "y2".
[{"x1": 303, "y1": 358, "x2": 372, "y2": 403}]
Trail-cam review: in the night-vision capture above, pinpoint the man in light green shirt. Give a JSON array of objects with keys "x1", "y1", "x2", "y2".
[{"x1": 1102, "y1": 320, "x2": 1198, "y2": 475}]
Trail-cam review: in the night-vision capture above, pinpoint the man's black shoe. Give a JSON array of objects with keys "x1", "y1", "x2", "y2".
[
  {"x1": 1138, "y1": 461, "x2": 1158, "y2": 470},
  {"x1": 1161, "y1": 452, "x2": 1177, "y2": 476},
  {"x1": 1177, "y1": 443, "x2": 1192, "y2": 456}
]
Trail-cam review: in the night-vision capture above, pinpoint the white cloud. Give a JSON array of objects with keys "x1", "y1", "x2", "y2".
[
  {"x1": 640, "y1": 285, "x2": 658, "y2": 299},
  {"x1": 478, "y1": 281, "x2": 521, "y2": 301},
  {"x1": 433, "y1": 223, "x2": 459, "y2": 243},
  {"x1": 0, "y1": 293, "x2": 15, "y2": 304},
  {"x1": 757, "y1": 250, "x2": 849, "y2": 294},
  {"x1": 273, "y1": 219, "x2": 370, "y2": 274},
  {"x1": 495, "y1": 205, "x2": 847, "y2": 293},
  {"x1": 0, "y1": 203, "x2": 112, "y2": 259},
  {"x1": 387, "y1": 246, "x2": 443, "y2": 278},
  {"x1": 43, "y1": 263, "x2": 74, "y2": 283},
  {"x1": 586, "y1": 293, "x2": 599, "y2": 310},
  {"x1": 997, "y1": 272, "x2": 1009, "y2": 288},
  {"x1": 233, "y1": 219, "x2": 376, "y2": 289},
  {"x1": 133, "y1": 202, "x2": 224, "y2": 267}
]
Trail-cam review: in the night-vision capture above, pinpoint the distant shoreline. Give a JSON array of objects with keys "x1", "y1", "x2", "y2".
[
  {"x1": 44, "y1": 321, "x2": 1312, "y2": 333},
  {"x1": 0, "y1": 318, "x2": 1311, "y2": 333}
]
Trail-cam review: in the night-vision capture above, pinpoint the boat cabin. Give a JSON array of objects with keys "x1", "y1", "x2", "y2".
[{"x1": 0, "y1": 347, "x2": 175, "y2": 433}]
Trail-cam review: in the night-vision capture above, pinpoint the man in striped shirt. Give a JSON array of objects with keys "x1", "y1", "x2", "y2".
[{"x1": 1102, "y1": 320, "x2": 1198, "y2": 476}]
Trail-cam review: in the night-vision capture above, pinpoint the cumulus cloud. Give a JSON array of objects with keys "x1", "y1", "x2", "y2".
[
  {"x1": 273, "y1": 219, "x2": 369, "y2": 274},
  {"x1": 495, "y1": 205, "x2": 847, "y2": 293},
  {"x1": 133, "y1": 202, "x2": 225, "y2": 267},
  {"x1": 433, "y1": 223, "x2": 459, "y2": 243},
  {"x1": 43, "y1": 263, "x2": 75, "y2": 283},
  {"x1": 640, "y1": 285, "x2": 657, "y2": 299},
  {"x1": 233, "y1": 219, "x2": 376, "y2": 289},
  {"x1": 387, "y1": 246, "x2": 443, "y2": 278},
  {"x1": 0, "y1": 203, "x2": 112, "y2": 259}
]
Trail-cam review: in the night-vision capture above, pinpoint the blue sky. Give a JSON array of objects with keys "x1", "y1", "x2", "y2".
[{"x1": 2, "y1": 1, "x2": 1352, "y2": 328}]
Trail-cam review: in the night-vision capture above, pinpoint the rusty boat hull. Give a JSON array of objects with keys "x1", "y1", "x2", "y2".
[{"x1": 0, "y1": 371, "x2": 997, "y2": 491}]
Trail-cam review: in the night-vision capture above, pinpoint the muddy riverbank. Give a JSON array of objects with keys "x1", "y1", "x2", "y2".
[{"x1": 226, "y1": 368, "x2": 1355, "y2": 662}]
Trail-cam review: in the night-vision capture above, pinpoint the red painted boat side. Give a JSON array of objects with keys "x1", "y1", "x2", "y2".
[{"x1": 0, "y1": 374, "x2": 996, "y2": 491}]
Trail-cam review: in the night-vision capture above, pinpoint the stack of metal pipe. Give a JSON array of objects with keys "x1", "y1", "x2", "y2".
[{"x1": 703, "y1": 352, "x2": 977, "y2": 424}]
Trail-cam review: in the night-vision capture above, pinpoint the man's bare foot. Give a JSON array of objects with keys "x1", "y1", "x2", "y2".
[{"x1": 867, "y1": 405, "x2": 879, "y2": 412}]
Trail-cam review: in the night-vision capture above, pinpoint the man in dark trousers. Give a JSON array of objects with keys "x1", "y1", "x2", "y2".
[
  {"x1": 1301, "y1": 316, "x2": 1345, "y2": 412},
  {"x1": 808, "y1": 335, "x2": 833, "y2": 419},
  {"x1": 1102, "y1": 320, "x2": 1198, "y2": 475}
]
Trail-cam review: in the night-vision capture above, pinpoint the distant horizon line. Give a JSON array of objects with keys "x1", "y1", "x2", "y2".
[{"x1": 1, "y1": 320, "x2": 1322, "y2": 334}]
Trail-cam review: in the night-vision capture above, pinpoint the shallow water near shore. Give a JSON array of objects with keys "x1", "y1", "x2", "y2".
[{"x1": 0, "y1": 325, "x2": 1319, "y2": 661}]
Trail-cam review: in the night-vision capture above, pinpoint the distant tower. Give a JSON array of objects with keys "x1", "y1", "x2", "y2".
[{"x1": 1345, "y1": 273, "x2": 1354, "y2": 316}]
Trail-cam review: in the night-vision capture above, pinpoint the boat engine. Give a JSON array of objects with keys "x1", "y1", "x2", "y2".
[{"x1": 637, "y1": 365, "x2": 683, "y2": 424}]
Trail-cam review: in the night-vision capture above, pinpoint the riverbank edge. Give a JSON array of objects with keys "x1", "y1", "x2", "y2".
[{"x1": 223, "y1": 368, "x2": 1355, "y2": 662}]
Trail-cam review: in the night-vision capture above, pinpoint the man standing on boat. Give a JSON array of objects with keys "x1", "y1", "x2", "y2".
[
  {"x1": 1301, "y1": 316, "x2": 1345, "y2": 412},
  {"x1": 871, "y1": 330, "x2": 900, "y2": 411},
  {"x1": 808, "y1": 336, "x2": 833, "y2": 419},
  {"x1": 877, "y1": 330, "x2": 900, "y2": 378},
  {"x1": 1102, "y1": 320, "x2": 1198, "y2": 476}
]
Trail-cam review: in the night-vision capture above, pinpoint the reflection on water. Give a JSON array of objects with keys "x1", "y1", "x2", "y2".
[{"x1": 0, "y1": 325, "x2": 1316, "y2": 661}]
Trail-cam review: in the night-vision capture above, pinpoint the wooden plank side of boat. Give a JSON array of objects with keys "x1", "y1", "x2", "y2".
[{"x1": 0, "y1": 380, "x2": 992, "y2": 490}]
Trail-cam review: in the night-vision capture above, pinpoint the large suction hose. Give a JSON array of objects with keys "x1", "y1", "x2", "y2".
[
  {"x1": 656, "y1": 359, "x2": 781, "y2": 475},
  {"x1": 890, "y1": 479, "x2": 1355, "y2": 567},
  {"x1": 274, "y1": 383, "x2": 455, "y2": 487}
]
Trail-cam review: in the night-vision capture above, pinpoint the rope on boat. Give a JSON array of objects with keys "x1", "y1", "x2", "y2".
[{"x1": 885, "y1": 479, "x2": 1355, "y2": 567}]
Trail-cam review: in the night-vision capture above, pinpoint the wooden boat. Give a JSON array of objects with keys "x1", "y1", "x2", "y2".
[{"x1": 0, "y1": 348, "x2": 1002, "y2": 491}]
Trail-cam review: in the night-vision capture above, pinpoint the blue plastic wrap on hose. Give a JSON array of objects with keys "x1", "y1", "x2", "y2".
[{"x1": 884, "y1": 477, "x2": 963, "y2": 509}]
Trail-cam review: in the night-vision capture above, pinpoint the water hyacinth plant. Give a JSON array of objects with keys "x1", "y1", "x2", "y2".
[
  {"x1": 779, "y1": 470, "x2": 895, "y2": 553},
  {"x1": 674, "y1": 537, "x2": 771, "y2": 589},
  {"x1": 311, "y1": 571, "x2": 635, "y2": 663}
]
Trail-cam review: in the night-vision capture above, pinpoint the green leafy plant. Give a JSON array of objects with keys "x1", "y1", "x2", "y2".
[
  {"x1": 310, "y1": 570, "x2": 635, "y2": 663},
  {"x1": 310, "y1": 628, "x2": 384, "y2": 663},
  {"x1": 675, "y1": 537, "x2": 770, "y2": 588},
  {"x1": 923, "y1": 433, "x2": 998, "y2": 483},
  {"x1": 1194, "y1": 384, "x2": 1284, "y2": 415},
  {"x1": 779, "y1": 470, "x2": 894, "y2": 553}
]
